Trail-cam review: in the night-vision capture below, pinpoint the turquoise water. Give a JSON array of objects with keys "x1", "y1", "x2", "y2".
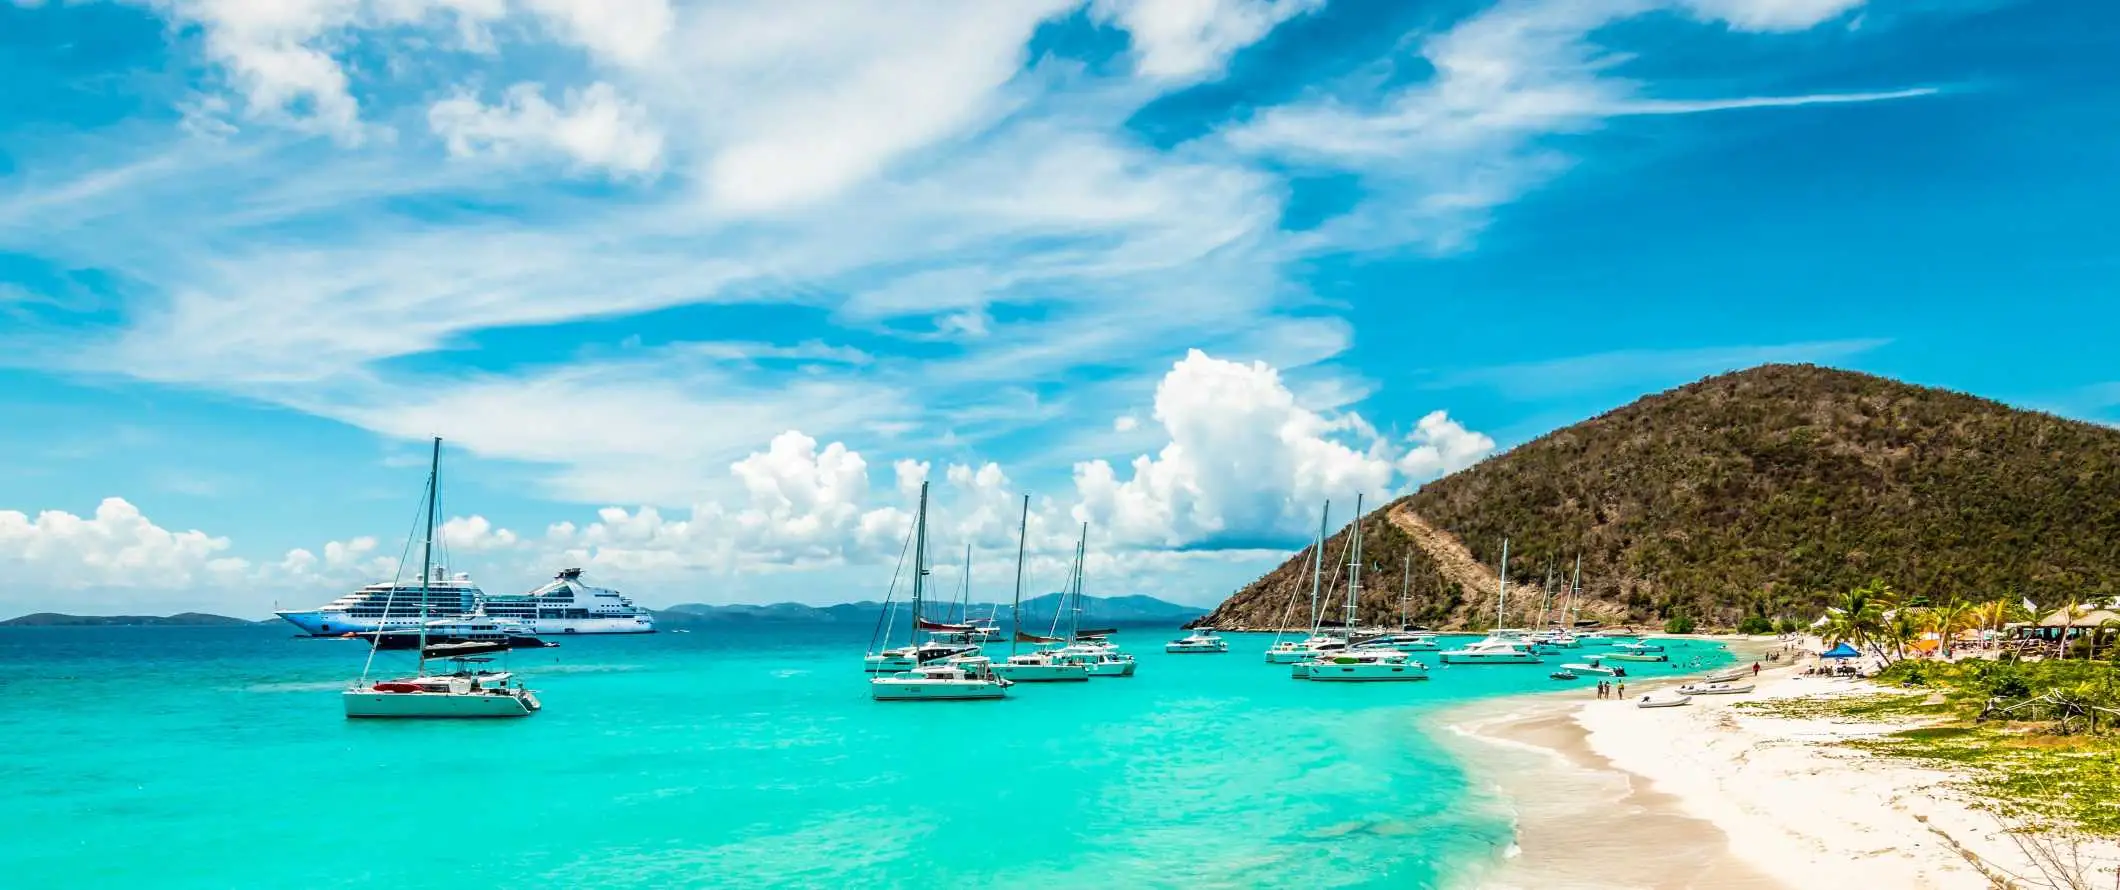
[{"x1": 0, "y1": 627, "x2": 1733, "y2": 888}]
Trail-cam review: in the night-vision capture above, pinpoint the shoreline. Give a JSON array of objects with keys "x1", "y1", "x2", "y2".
[{"x1": 1443, "y1": 643, "x2": 2116, "y2": 889}]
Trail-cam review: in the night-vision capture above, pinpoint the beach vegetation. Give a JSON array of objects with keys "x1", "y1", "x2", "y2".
[
  {"x1": 1736, "y1": 615, "x2": 1775, "y2": 634},
  {"x1": 1663, "y1": 612, "x2": 1697, "y2": 633}
]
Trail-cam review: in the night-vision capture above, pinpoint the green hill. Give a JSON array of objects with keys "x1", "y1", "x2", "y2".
[{"x1": 1198, "y1": 364, "x2": 2120, "y2": 630}]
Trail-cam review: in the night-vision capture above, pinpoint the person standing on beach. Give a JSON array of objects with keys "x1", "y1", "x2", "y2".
[
  {"x1": 1753, "y1": 661, "x2": 1762, "y2": 677},
  {"x1": 1616, "y1": 681, "x2": 1625, "y2": 698}
]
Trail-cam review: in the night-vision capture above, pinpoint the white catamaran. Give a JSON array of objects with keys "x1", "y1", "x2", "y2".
[
  {"x1": 1294, "y1": 495, "x2": 1428, "y2": 682},
  {"x1": 1265, "y1": 501, "x2": 1346, "y2": 664},
  {"x1": 1440, "y1": 538, "x2": 1542, "y2": 665},
  {"x1": 870, "y1": 482, "x2": 1012, "y2": 702},
  {"x1": 343, "y1": 438, "x2": 541, "y2": 719},
  {"x1": 989, "y1": 495, "x2": 1092, "y2": 682}
]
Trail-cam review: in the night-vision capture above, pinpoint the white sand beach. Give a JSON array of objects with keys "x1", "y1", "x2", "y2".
[{"x1": 1447, "y1": 649, "x2": 2119, "y2": 889}]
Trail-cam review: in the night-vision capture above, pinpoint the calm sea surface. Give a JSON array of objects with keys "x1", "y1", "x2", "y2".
[{"x1": 0, "y1": 625, "x2": 1733, "y2": 889}]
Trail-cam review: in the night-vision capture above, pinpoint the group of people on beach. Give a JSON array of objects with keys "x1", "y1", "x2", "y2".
[{"x1": 1594, "y1": 679, "x2": 1626, "y2": 699}]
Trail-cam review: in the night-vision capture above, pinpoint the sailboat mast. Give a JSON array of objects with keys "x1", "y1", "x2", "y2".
[
  {"x1": 1010, "y1": 494, "x2": 1028, "y2": 658},
  {"x1": 1400, "y1": 553, "x2": 1411, "y2": 629},
  {"x1": 1570, "y1": 553, "x2": 1582, "y2": 627},
  {"x1": 1070, "y1": 523, "x2": 1087, "y2": 642},
  {"x1": 1345, "y1": 493, "x2": 1364, "y2": 641},
  {"x1": 417, "y1": 437, "x2": 439, "y2": 674},
  {"x1": 910, "y1": 481, "x2": 929, "y2": 648},
  {"x1": 1540, "y1": 558, "x2": 1555, "y2": 629},
  {"x1": 1309, "y1": 500, "x2": 1330, "y2": 634},
  {"x1": 960, "y1": 542, "x2": 972, "y2": 624},
  {"x1": 1496, "y1": 537, "x2": 1510, "y2": 629}
]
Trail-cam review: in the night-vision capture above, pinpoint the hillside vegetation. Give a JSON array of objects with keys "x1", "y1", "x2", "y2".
[{"x1": 1200, "y1": 364, "x2": 2120, "y2": 629}]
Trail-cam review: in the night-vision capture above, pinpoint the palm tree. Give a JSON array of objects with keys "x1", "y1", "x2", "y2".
[
  {"x1": 1821, "y1": 581, "x2": 1888, "y2": 658},
  {"x1": 1879, "y1": 609, "x2": 1922, "y2": 663},
  {"x1": 1925, "y1": 600, "x2": 1975, "y2": 658}
]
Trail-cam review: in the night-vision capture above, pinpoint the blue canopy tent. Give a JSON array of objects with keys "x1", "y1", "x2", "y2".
[{"x1": 1820, "y1": 642, "x2": 1861, "y2": 659}]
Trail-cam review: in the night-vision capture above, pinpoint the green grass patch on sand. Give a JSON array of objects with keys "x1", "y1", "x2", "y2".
[{"x1": 1740, "y1": 660, "x2": 2120, "y2": 835}]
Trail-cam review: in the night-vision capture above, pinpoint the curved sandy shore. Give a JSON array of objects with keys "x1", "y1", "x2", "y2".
[{"x1": 1445, "y1": 654, "x2": 2120, "y2": 889}]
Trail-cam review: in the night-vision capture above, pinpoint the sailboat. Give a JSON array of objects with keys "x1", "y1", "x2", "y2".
[
  {"x1": 870, "y1": 482, "x2": 1011, "y2": 701},
  {"x1": 1045, "y1": 524, "x2": 1137, "y2": 677},
  {"x1": 1266, "y1": 501, "x2": 1346, "y2": 664},
  {"x1": 1295, "y1": 495, "x2": 1428, "y2": 682},
  {"x1": 1352, "y1": 554, "x2": 1440, "y2": 653},
  {"x1": 989, "y1": 495, "x2": 1091, "y2": 682},
  {"x1": 1440, "y1": 537, "x2": 1541, "y2": 665},
  {"x1": 344, "y1": 438, "x2": 541, "y2": 719}
]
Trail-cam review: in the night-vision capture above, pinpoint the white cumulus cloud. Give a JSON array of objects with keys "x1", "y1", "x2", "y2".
[
  {"x1": 1071, "y1": 349, "x2": 1398, "y2": 548},
  {"x1": 1396, "y1": 409, "x2": 1496, "y2": 482}
]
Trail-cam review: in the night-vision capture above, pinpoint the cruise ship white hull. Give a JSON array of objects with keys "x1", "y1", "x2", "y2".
[{"x1": 278, "y1": 610, "x2": 652, "y2": 637}]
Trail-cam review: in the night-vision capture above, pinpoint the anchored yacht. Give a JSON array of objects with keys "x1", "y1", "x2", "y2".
[{"x1": 477, "y1": 568, "x2": 655, "y2": 635}]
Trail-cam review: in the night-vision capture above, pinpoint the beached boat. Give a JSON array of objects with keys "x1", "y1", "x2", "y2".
[
  {"x1": 868, "y1": 482, "x2": 1009, "y2": 702},
  {"x1": 1166, "y1": 629, "x2": 1229, "y2": 654},
  {"x1": 343, "y1": 438, "x2": 540, "y2": 720},
  {"x1": 1675, "y1": 681, "x2": 1755, "y2": 696},
  {"x1": 1636, "y1": 692, "x2": 1692, "y2": 708}
]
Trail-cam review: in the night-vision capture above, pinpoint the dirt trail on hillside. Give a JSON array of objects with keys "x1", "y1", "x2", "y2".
[{"x1": 1386, "y1": 506, "x2": 1503, "y2": 618}]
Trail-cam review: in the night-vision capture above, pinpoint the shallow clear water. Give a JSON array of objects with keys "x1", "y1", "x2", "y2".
[{"x1": 0, "y1": 626, "x2": 1733, "y2": 889}]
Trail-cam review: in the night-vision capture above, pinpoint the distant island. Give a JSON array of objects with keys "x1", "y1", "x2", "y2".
[
  {"x1": 0, "y1": 612, "x2": 263, "y2": 627},
  {"x1": 653, "y1": 593, "x2": 1205, "y2": 628}
]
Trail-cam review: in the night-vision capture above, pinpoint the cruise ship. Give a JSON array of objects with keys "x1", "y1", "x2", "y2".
[{"x1": 276, "y1": 567, "x2": 654, "y2": 636}]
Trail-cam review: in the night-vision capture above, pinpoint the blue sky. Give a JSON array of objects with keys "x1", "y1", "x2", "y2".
[{"x1": 2, "y1": 0, "x2": 2115, "y2": 617}]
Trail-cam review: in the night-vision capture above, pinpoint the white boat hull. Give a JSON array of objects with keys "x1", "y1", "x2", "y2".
[
  {"x1": 343, "y1": 689, "x2": 539, "y2": 718},
  {"x1": 1439, "y1": 651, "x2": 1541, "y2": 664},
  {"x1": 1296, "y1": 660, "x2": 1430, "y2": 681},
  {"x1": 1265, "y1": 648, "x2": 1316, "y2": 664},
  {"x1": 1165, "y1": 642, "x2": 1228, "y2": 653},
  {"x1": 869, "y1": 679, "x2": 1009, "y2": 701},
  {"x1": 1676, "y1": 682, "x2": 1755, "y2": 695},
  {"x1": 1636, "y1": 695, "x2": 1691, "y2": 708},
  {"x1": 990, "y1": 662, "x2": 1091, "y2": 682},
  {"x1": 1561, "y1": 662, "x2": 1619, "y2": 676},
  {"x1": 1603, "y1": 653, "x2": 1668, "y2": 663},
  {"x1": 281, "y1": 610, "x2": 652, "y2": 637}
]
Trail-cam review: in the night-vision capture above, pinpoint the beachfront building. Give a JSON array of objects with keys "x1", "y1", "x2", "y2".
[{"x1": 2005, "y1": 607, "x2": 2120, "y2": 656}]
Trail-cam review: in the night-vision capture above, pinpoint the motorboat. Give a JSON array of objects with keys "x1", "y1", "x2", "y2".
[
  {"x1": 1265, "y1": 637, "x2": 1343, "y2": 664},
  {"x1": 1549, "y1": 669, "x2": 1579, "y2": 680},
  {"x1": 1166, "y1": 629, "x2": 1230, "y2": 654},
  {"x1": 1603, "y1": 643, "x2": 1669, "y2": 663},
  {"x1": 1636, "y1": 692, "x2": 1691, "y2": 708},
  {"x1": 1352, "y1": 631, "x2": 1441, "y2": 652},
  {"x1": 1561, "y1": 661, "x2": 1624, "y2": 677},
  {"x1": 1050, "y1": 643, "x2": 1137, "y2": 677},
  {"x1": 1675, "y1": 681, "x2": 1755, "y2": 696},
  {"x1": 988, "y1": 651, "x2": 1091, "y2": 682},
  {"x1": 1293, "y1": 650, "x2": 1429, "y2": 682},
  {"x1": 1438, "y1": 637, "x2": 1542, "y2": 664},
  {"x1": 871, "y1": 657, "x2": 1012, "y2": 701}
]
